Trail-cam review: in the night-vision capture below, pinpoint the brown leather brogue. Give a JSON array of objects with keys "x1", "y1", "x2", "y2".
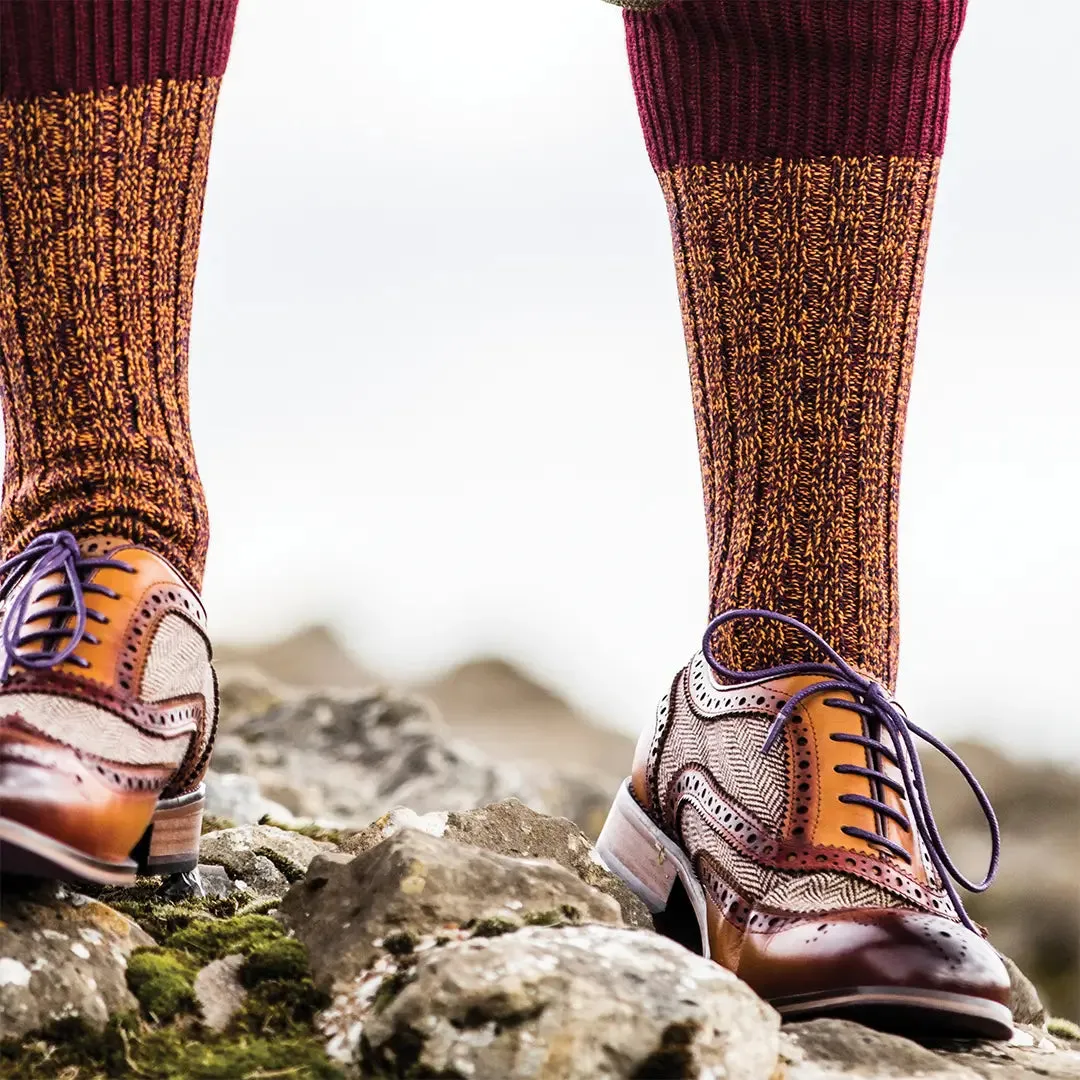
[
  {"x1": 597, "y1": 608, "x2": 1012, "y2": 1040},
  {"x1": 0, "y1": 531, "x2": 215, "y2": 885}
]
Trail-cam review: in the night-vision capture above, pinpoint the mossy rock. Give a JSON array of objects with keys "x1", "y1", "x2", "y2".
[
  {"x1": 126, "y1": 949, "x2": 199, "y2": 1022},
  {"x1": 0, "y1": 1014, "x2": 343, "y2": 1079},
  {"x1": 242, "y1": 937, "x2": 310, "y2": 986},
  {"x1": 97, "y1": 877, "x2": 250, "y2": 940},
  {"x1": 1, "y1": 908, "x2": 336, "y2": 1079},
  {"x1": 165, "y1": 914, "x2": 284, "y2": 964},
  {"x1": 258, "y1": 813, "x2": 352, "y2": 847}
]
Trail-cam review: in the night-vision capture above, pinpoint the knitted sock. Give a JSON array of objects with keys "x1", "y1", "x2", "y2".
[
  {"x1": 0, "y1": 0, "x2": 238, "y2": 588},
  {"x1": 625, "y1": 0, "x2": 966, "y2": 687}
]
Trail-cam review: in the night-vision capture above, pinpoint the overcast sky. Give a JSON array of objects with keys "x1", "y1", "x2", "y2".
[{"x1": 180, "y1": 0, "x2": 1079, "y2": 761}]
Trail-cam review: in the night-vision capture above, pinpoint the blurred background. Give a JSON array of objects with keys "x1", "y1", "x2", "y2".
[{"x1": 178, "y1": 0, "x2": 1077, "y2": 1019}]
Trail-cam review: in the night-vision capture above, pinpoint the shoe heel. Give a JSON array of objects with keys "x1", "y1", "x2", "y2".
[
  {"x1": 596, "y1": 781, "x2": 711, "y2": 956},
  {"x1": 134, "y1": 785, "x2": 204, "y2": 876},
  {"x1": 596, "y1": 781, "x2": 681, "y2": 912}
]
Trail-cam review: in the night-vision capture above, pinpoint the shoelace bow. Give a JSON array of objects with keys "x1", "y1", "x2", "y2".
[
  {"x1": 702, "y1": 608, "x2": 1000, "y2": 933},
  {"x1": 0, "y1": 530, "x2": 134, "y2": 683}
]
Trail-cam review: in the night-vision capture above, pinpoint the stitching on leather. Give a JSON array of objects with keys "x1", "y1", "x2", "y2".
[
  {"x1": 0, "y1": 717, "x2": 176, "y2": 794},
  {"x1": 671, "y1": 764, "x2": 949, "y2": 915},
  {"x1": 167, "y1": 661, "x2": 219, "y2": 797},
  {"x1": 647, "y1": 670, "x2": 681, "y2": 813},
  {"x1": 685, "y1": 652, "x2": 790, "y2": 718},
  {"x1": 784, "y1": 702, "x2": 816, "y2": 846},
  {"x1": 695, "y1": 851, "x2": 799, "y2": 935},
  {"x1": 0, "y1": 671, "x2": 201, "y2": 739},
  {"x1": 123, "y1": 581, "x2": 209, "y2": 694}
]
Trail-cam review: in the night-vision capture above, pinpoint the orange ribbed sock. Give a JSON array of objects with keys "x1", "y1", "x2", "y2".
[
  {"x1": 0, "y1": 0, "x2": 238, "y2": 588},
  {"x1": 626, "y1": 1, "x2": 967, "y2": 687}
]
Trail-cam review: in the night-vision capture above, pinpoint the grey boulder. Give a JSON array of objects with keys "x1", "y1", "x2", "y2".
[
  {"x1": 279, "y1": 827, "x2": 622, "y2": 990},
  {"x1": 0, "y1": 883, "x2": 153, "y2": 1039},
  {"x1": 349, "y1": 924, "x2": 780, "y2": 1079},
  {"x1": 342, "y1": 798, "x2": 651, "y2": 929},
  {"x1": 199, "y1": 823, "x2": 337, "y2": 898}
]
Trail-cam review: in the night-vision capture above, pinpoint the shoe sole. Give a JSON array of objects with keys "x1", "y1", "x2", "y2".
[
  {"x1": 596, "y1": 780, "x2": 1014, "y2": 1041},
  {"x1": 0, "y1": 785, "x2": 204, "y2": 886}
]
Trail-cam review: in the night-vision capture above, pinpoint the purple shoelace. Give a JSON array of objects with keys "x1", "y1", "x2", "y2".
[
  {"x1": 0, "y1": 530, "x2": 135, "y2": 683},
  {"x1": 702, "y1": 608, "x2": 1001, "y2": 933}
]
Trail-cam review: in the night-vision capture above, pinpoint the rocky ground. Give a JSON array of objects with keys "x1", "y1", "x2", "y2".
[{"x1": 1, "y1": 662, "x2": 1077, "y2": 1079}]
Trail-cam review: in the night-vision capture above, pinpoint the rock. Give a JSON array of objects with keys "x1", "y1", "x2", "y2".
[
  {"x1": 781, "y1": 1020, "x2": 976, "y2": 1079},
  {"x1": 279, "y1": 828, "x2": 622, "y2": 990},
  {"x1": 342, "y1": 806, "x2": 450, "y2": 853},
  {"x1": 781, "y1": 1019, "x2": 1080, "y2": 1080},
  {"x1": 194, "y1": 864, "x2": 238, "y2": 899},
  {"x1": 199, "y1": 824, "x2": 337, "y2": 898},
  {"x1": 446, "y1": 799, "x2": 651, "y2": 929},
  {"x1": 226, "y1": 688, "x2": 548, "y2": 826},
  {"x1": 193, "y1": 954, "x2": 247, "y2": 1033},
  {"x1": 335, "y1": 924, "x2": 779, "y2": 1078},
  {"x1": 344, "y1": 799, "x2": 651, "y2": 929},
  {"x1": 214, "y1": 661, "x2": 291, "y2": 733},
  {"x1": 206, "y1": 733, "x2": 251, "y2": 775},
  {"x1": 0, "y1": 882, "x2": 153, "y2": 1038},
  {"x1": 942, "y1": 1027, "x2": 1080, "y2": 1080},
  {"x1": 1002, "y1": 952, "x2": 1048, "y2": 1027},
  {"x1": 204, "y1": 770, "x2": 297, "y2": 826},
  {"x1": 924, "y1": 741, "x2": 1080, "y2": 1023}
]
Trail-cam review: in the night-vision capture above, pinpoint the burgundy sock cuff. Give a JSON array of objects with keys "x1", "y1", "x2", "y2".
[
  {"x1": 1, "y1": 0, "x2": 239, "y2": 100},
  {"x1": 625, "y1": 0, "x2": 967, "y2": 171}
]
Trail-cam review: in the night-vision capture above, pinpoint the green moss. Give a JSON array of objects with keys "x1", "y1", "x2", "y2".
[
  {"x1": 238, "y1": 975, "x2": 330, "y2": 1036},
  {"x1": 233, "y1": 896, "x2": 282, "y2": 919},
  {"x1": 0, "y1": 888, "x2": 341, "y2": 1078},
  {"x1": 253, "y1": 845, "x2": 307, "y2": 883},
  {"x1": 257, "y1": 814, "x2": 351, "y2": 847},
  {"x1": 242, "y1": 938, "x2": 310, "y2": 986},
  {"x1": 101, "y1": 882, "x2": 248, "y2": 941},
  {"x1": 165, "y1": 914, "x2": 284, "y2": 964},
  {"x1": 0, "y1": 1013, "x2": 344, "y2": 1079},
  {"x1": 126, "y1": 949, "x2": 199, "y2": 1022},
  {"x1": 521, "y1": 905, "x2": 583, "y2": 928},
  {"x1": 522, "y1": 909, "x2": 563, "y2": 927},
  {"x1": 1049, "y1": 1017, "x2": 1080, "y2": 1041},
  {"x1": 201, "y1": 813, "x2": 237, "y2": 834},
  {"x1": 470, "y1": 915, "x2": 521, "y2": 938},
  {"x1": 371, "y1": 967, "x2": 416, "y2": 1014},
  {"x1": 382, "y1": 930, "x2": 417, "y2": 956}
]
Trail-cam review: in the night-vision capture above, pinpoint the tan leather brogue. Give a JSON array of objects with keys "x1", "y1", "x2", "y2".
[
  {"x1": 597, "y1": 608, "x2": 1012, "y2": 1040},
  {"x1": 0, "y1": 531, "x2": 215, "y2": 885}
]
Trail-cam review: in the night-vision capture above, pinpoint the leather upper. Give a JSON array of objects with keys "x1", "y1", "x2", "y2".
[
  {"x1": 0, "y1": 538, "x2": 216, "y2": 861},
  {"x1": 631, "y1": 651, "x2": 1010, "y2": 1004}
]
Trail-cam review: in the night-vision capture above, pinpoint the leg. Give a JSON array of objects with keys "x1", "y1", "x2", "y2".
[
  {"x1": 0, "y1": 0, "x2": 237, "y2": 884},
  {"x1": 598, "y1": 0, "x2": 1013, "y2": 1039},
  {"x1": 626, "y1": 1, "x2": 956, "y2": 688},
  {"x1": 0, "y1": 0, "x2": 235, "y2": 585}
]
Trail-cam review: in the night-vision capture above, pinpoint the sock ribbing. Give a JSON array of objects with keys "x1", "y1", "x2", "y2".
[
  {"x1": 0, "y1": 1, "x2": 237, "y2": 587},
  {"x1": 0, "y1": 0, "x2": 237, "y2": 99},
  {"x1": 625, "y1": 1, "x2": 966, "y2": 686}
]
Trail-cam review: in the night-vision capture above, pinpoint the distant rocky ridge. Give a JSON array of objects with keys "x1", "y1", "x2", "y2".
[{"x1": 215, "y1": 626, "x2": 635, "y2": 775}]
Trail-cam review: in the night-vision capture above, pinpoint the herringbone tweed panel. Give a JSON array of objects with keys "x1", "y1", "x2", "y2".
[
  {"x1": 656, "y1": 680, "x2": 789, "y2": 828},
  {"x1": 678, "y1": 800, "x2": 911, "y2": 915}
]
